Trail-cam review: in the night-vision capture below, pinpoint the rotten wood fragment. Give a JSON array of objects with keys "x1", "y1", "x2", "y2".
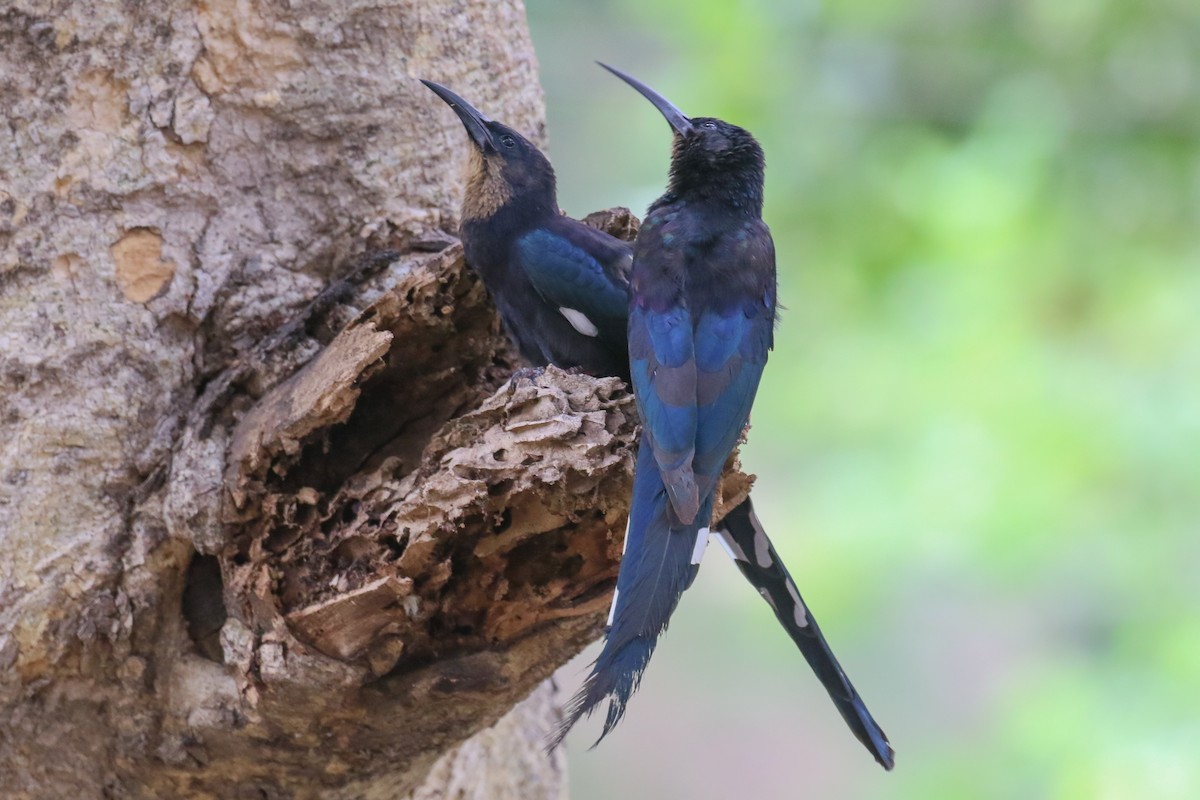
[
  {"x1": 225, "y1": 320, "x2": 395, "y2": 507},
  {"x1": 287, "y1": 576, "x2": 414, "y2": 662}
]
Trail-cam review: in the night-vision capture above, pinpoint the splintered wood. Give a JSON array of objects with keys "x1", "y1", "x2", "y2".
[{"x1": 287, "y1": 576, "x2": 414, "y2": 661}]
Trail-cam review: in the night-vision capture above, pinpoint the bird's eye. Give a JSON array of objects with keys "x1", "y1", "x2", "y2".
[
  {"x1": 501, "y1": 135, "x2": 517, "y2": 148},
  {"x1": 702, "y1": 122, "x2": 717, "y2": 130}
]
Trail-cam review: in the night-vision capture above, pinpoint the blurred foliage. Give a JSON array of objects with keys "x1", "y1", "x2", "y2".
[{"x1": 525, "y1": 1, "x2": 1200, "y2": 798}]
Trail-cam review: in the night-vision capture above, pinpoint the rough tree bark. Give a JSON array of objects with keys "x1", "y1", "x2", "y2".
[{"x1": 0, "y1": 2, "x2": 751, "y2": 797}]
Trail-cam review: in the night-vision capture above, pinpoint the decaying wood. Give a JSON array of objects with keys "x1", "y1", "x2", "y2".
[{"x1": 179, "y1": 236, "x2": 752, "y2": 795}]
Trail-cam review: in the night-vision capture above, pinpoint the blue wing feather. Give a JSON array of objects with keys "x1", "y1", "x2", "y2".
[
  {"x1": 515, "y1": 226, "x2": 629, "y2": 340},
  {"x1": 691, "y1": 305, "x2": 772, "y2": 483},
  {"x1": 629, "y1": 303, "x2": 699, "y2": 523},
  {"x1": 692, "y1": 310, "x2": 743, "y2": 372}
]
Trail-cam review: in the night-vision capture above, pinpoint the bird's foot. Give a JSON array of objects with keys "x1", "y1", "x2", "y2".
[
  {"x1": 511, "y1": 366, "x2": 547, "y2": 382},
  {"x1": 506, "y1": 365, "x2": 546, "y2": 398}
]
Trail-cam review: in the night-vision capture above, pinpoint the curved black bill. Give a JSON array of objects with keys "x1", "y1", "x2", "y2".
[
  {"x1": 420, "y1": 79, "x2": 496, "y2": 152},
  {"x1": 597, "y1": 62, "x2": 693, "y2": 136}
]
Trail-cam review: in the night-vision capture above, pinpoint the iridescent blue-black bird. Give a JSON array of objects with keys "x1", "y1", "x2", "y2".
[
  {"x1": 421, "y1": 79, "x2": 631, "y2": 379},
  {"x1": 421, "y1": 78, "x2": 893, "y2": 769},
  {"x1": 552, "y1": 64, "x2": 894, "y2": 769}
]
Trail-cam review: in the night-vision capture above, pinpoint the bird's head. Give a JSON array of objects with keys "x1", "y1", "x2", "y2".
[
  {"x1": 598, "y1": 64, "x2": 764, "y2": 207},
  {"x1": 421, "y1": 80, "x2": 557, "y2": 222}
]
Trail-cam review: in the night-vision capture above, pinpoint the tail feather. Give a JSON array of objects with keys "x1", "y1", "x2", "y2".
[
  {"x1": 550, "y1": 442, "x2": 708, "y2": 749},
  {"x1": 553, "y1": 635, "x2": 655, "y2": 748},
  {"x1": 716, "y1": 497, "x2": 896, "y2": 770}
]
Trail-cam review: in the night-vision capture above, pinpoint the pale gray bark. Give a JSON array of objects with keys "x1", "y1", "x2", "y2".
[{"x1": 0, "y1": 1, "x2": 609, "y2": 796}]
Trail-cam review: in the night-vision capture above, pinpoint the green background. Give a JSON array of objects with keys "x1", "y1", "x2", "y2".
[{"x1": 524, "y1": 1, "x2": 1200, "y2": 798}]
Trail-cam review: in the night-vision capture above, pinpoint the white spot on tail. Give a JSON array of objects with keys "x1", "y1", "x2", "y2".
[
  {"x1": 607, "y1": 517, "x2": 632, "y2": 628},
  {"x1": 752, "y1": 524, "x2": 772, "y2": 569},
  {"x1": 559, "y1": 307, "x2": 599, "y2": 337},
  {"x1": 747, "y1": 506, "x2": 773, "y2": 569},
  {"x1": 713, "y1": 528, "x2": 749, "y2": 563},
  {"x1": 690, "y1": 527, "x2": 711, "y2": 565},
  {"x1": 745, "y1": 504, "x2": 774, "y2": 568},
  {"x1": 606, "y1": 587, "x2": 619, "y2": 627},
  {"x1": 785, "y1": 579, "x2": 809, "y2": 628}
]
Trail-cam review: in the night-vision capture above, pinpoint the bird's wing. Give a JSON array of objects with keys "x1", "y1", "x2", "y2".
[
  {"x1": 514, "y1": 223, "x2": 631, "y2": 342},
  {"x1": 629, "y1": 299, "x2": 700, "y2": 524},
  {"x1": 690, "y1": 223, "x2": 776, "y2": 493},
  {"x1": 625, "y1": 206, "x2": 702, "y2": 523}
]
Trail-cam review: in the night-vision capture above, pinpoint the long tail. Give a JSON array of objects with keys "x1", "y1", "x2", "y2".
[
  {"x1": 715, "y1": 497, "x2": 895, "y2": 770},
  {"x1": 550, "y1": 441, "x2": 711, "y2": 749}
]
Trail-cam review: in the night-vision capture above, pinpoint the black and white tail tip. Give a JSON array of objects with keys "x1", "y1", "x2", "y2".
[{"x1": 715, "y1": 499, "x2": 895, "y2": 770}]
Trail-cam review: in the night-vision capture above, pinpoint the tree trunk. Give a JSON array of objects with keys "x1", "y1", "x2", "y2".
[{"x1": 0, "y1": 2, "x2": 665, "y2": 796}]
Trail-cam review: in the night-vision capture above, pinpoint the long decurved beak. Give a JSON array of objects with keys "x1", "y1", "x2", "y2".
[
  {"x1": 420, "y1": 79, "x2": 496, "y2": 153},
  {"x1": 597, "y1": 62, "x2": 693, "y2": 136}
]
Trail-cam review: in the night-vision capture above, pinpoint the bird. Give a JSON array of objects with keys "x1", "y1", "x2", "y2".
[
  {"x1": 551, "y1": 62, "x2": 894, "y2": 770},
  {"x1": 421, "y1": 78, "x2": 893, "y2": 769},
  {"x1": 420, "y1": 79, "x2": 632, "y2": 380}
]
